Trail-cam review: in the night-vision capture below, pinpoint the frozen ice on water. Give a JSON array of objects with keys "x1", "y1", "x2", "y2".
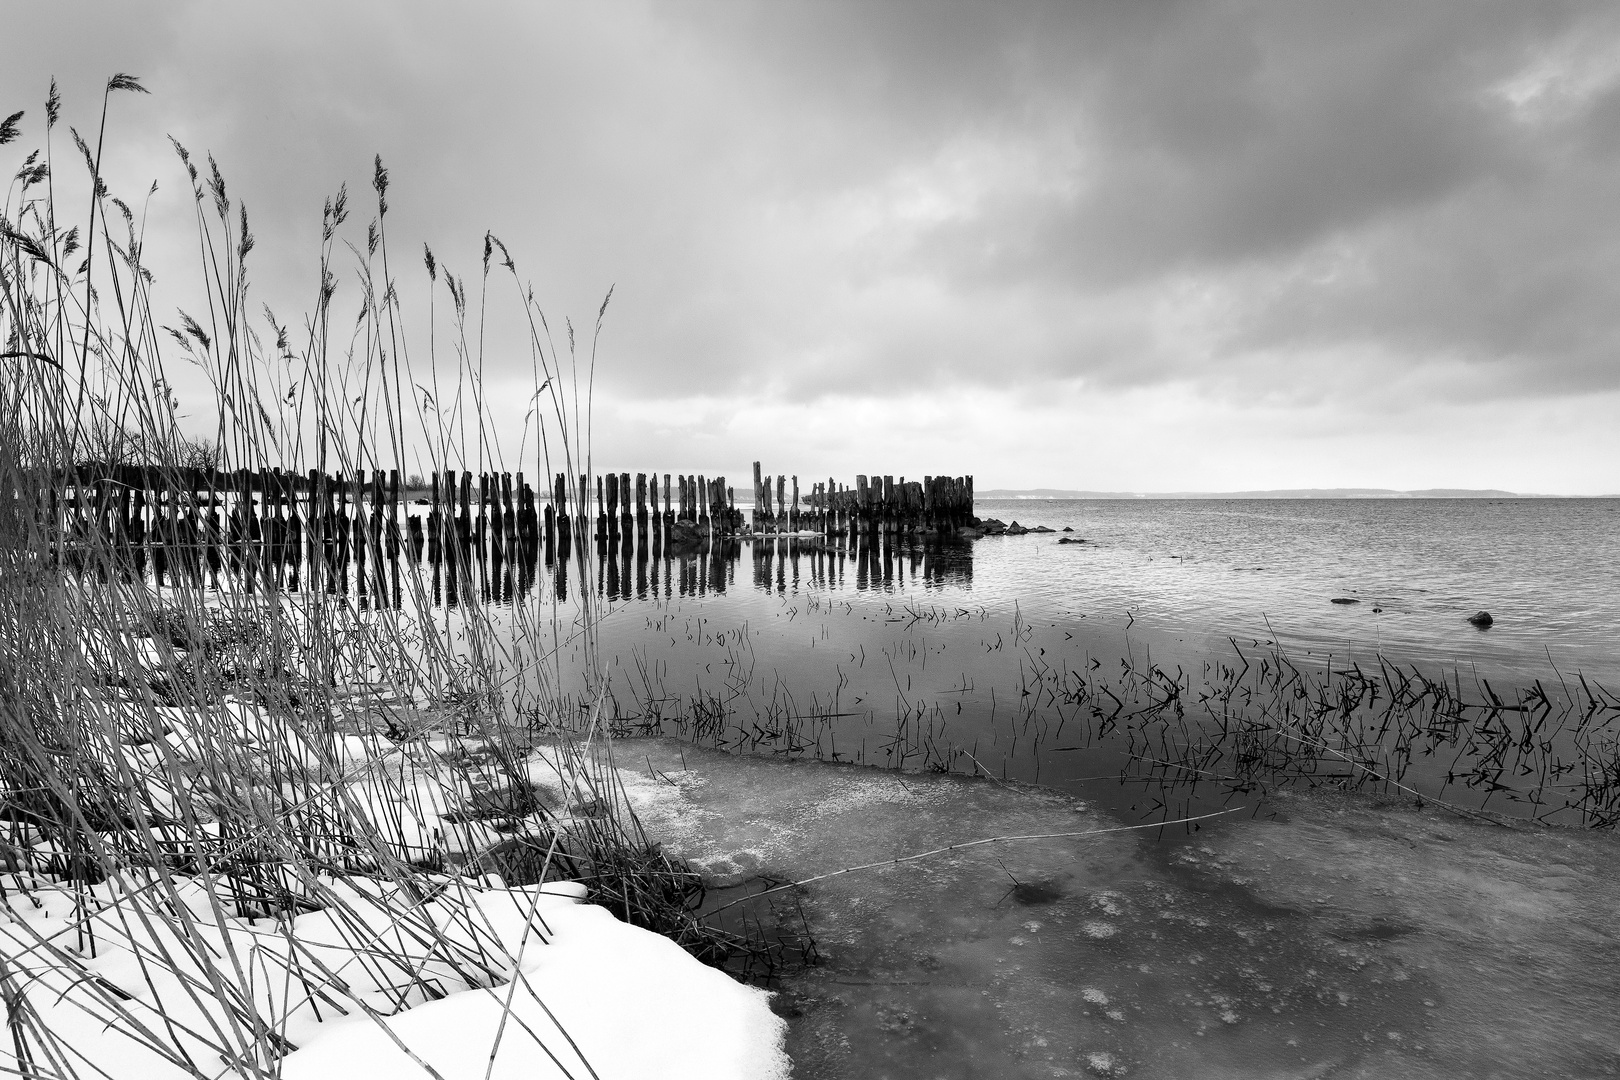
[
  {"x1": 1085, "y1": 1050, "x2": 1120, "y2": 1075},
  {"x1": 1091, "y1": 892, "x2": 1125, "y2": 916}
]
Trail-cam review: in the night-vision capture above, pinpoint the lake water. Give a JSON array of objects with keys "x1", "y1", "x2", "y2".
[
  {"x1": 139, "y1": 495, "x2": 1620, "y2": 824},
  {"x1": 568, "y1": 498, "x2": 1620, "y2": 827},
  {"x1": 965, "y1": 498, "x2": 1620, "y2": 685}
]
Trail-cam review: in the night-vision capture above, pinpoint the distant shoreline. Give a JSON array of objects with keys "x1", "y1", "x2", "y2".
[{"x1": 976, "y1": 488, "x2": 1613, "y2": 500}]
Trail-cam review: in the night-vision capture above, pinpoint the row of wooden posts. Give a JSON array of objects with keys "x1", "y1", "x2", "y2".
[
  {"x1": 46, "y1": 462, "x2": 975, "y2": 561},
  {"x1": 96, "y1": 503, "x2": 973, "y2": 612},
  {"x1": 580, "y1": 464, "x2": 973, "y2": 539}
]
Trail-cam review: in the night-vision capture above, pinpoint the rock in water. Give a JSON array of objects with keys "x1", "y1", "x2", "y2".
[
  {"x1": 1468, "y1": 610, "x2": 1494, "y2": 628},
  {"x1": 669, "y1": 520, "x2": 705, "y2": 546},
  {"x1": 1330, "y1": 598, "x2": 1360, "y2": 605}
]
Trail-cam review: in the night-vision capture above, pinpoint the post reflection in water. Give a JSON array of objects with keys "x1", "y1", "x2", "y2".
[
  {"x1": 595, "y1": 529, "x2": 972, "y2": 604},
  {"x1": 116, "y1": 507, "x2": 974, "y2": 608}
]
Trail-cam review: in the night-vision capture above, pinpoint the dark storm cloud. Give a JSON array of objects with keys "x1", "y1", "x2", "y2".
[
  {"x1": 589, "y1": 0, "x2": 1620, "y2": 405},
  {"x1": 764, "y1": 1, "x2": 1620, "y2": 397}
]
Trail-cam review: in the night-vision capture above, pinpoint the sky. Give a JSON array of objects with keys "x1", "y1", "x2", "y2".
[{"x1": 4, "y1": 1, "x2": 1619, "y2": 494}]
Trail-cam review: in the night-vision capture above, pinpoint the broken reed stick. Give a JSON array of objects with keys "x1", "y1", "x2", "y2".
[
  {"x1": 705, "y1": 805, "x2": 1247, "y2": 915},
  {"x1": 1264, "y1": 723, "x2": 1512, "y2": 828}
]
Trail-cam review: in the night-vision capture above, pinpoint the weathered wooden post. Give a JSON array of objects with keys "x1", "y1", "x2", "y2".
[
  {"x1": 457, "y1": 471, "x2": 473, "y2": 549},
  {"x1": 618, "y1": 471, "x2": 632, "y2": 536},
  {"x1": 386, "y1": 469, "x2": 401, "y2": 560},
  {"x1": 552, "y1": 473, "x2": 568, "y2": 551},
  {"x1": 751, "y1": 462, "x2": 763, "y2": 533},
  {"x1": 635, "y1": 472, "x2": 648, "y2": 539},
  {"x1": 490, "y1": 472, "x2": 505, "y2": 542},
  {"x1": 595, "y1": 475, "x2": 607, "y2": 542}
]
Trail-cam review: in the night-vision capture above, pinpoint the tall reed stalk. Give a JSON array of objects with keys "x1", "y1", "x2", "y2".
[{"x1": 0, "y1": 76, "x2": 715, "y2": 1079}]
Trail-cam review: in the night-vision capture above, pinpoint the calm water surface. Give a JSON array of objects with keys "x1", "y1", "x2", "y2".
[
  {"x1": 569, "y1": 498, "x2": 1619, "y2": 824},
  {"x1": 193, "y1": 496, "x2": 1616, "y2": 820},
  {"x1": 964, "y1": 498, "x2": 1620, "y2": 684}
]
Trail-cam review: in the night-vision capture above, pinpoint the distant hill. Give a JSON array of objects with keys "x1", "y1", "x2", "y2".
[{"x1": 975, "y1": 487, "x2": 1570, "y2": 500}]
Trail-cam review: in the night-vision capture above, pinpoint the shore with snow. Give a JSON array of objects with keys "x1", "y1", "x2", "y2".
[{"x1": 0, "y1": 601, "x2": 789, "y2": 1080}]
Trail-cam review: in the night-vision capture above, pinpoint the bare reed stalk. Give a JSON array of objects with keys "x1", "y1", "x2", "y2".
[{"x1": 0, "y1": 77, "x2": 687, "y2": 1079}]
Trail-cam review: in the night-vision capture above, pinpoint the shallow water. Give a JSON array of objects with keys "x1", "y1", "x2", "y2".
[
  {"x1": 628, "y1": 737, "x2": 1620, "y2": 1080},
  {"x1": 131, "y1": 497, "x2": 1620, "y2": 825},
  {"x1": 967, "y1": 498, "x2": 1620, "y2": 685},
  {"x1": 562, "y1": 502, "x2": 1620, "y2": 826}
]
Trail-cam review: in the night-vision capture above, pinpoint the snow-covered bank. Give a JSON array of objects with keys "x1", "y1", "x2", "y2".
[
  {"x1": 0, "y1": 872, "x2": 785, "y2": 1080},
  {"x1": 0, "y1": 597, "x2": 788, "y2": 1080}
]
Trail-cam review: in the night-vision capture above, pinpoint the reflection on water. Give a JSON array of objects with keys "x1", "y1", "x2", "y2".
[
  {"x1": 111, "y1": 508, "x2": 975, "y2": 612},
  {"x1": 594, "y1": 531, "x2": 973, "y2": 603},
  {"x1": 103, "y1": 497, "x2": 1620, "y2": 829},
  {"x1": 969, "y1": 497, "x2": 1620, "y2": 686}
]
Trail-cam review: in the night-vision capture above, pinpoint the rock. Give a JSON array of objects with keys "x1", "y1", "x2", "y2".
[
  {"x1": 1030, "y1": 525, "x2": 1055, "y2": 533},
  {"x1": 668, "y1": 520, "x2": 706, "y2": 546},
  {"x1": 1057, "y1": 536, "x2": 1089, "y2": 545},
  {"x1": 1005, "y1": 521, "x2": 1030, "y2": 536},
  {"x1": 1330, "y1": 598, "x2": 1360, "y2": 605},
  {"x1": 1467, "y1": 610, "x2": 1494, "y2": 628},
  {"x1": 1062, "y1": 526, "x2": 1074, "y2": 532},
  {"x1": 980, "y1": 518, "x2": 1007, "y2": 535}
]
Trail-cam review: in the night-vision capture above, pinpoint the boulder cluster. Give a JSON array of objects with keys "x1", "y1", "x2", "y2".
[{"x1": 978, "y1": 518, "x2": 1056, "y2": 537}]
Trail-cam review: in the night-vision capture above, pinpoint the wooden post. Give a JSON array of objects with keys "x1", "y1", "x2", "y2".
[
  {"x1": 499, "y1": 472, "x2": 513, "y2": 538},
  {"x1": 512, "y1": 471, "x2": 526, "y2": 539},
  {"x1": 579, "y1": 473, "x2": 590, "y2": 537},
  {"x1": 751, "y1": 461, "x2": 764, "y2": 533},
  {"x1": 458, "y1": 471, "x2": 473, "y2": 548},
  {"x1": 441, "y1": 469, "x2": 453, "y2": 538},
  {"x1": 387, "y1": 469, "x2": 401, "y2": 557}
]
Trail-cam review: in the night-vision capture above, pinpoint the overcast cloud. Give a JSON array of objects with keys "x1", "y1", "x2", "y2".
[{"x1": 5, "y1": 1, "x2": 1618, "y2": 492}]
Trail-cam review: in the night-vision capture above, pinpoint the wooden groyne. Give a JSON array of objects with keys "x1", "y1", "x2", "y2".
[
  {"x1": 571, "y1": 465, "x2": 973, "y2": 543},
  {"x1": 762, "y1": 466, "x2": 974, "y2": 537},
  {"x1": 31, "y1": 462, "x2": 975, "y2": 600}
]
